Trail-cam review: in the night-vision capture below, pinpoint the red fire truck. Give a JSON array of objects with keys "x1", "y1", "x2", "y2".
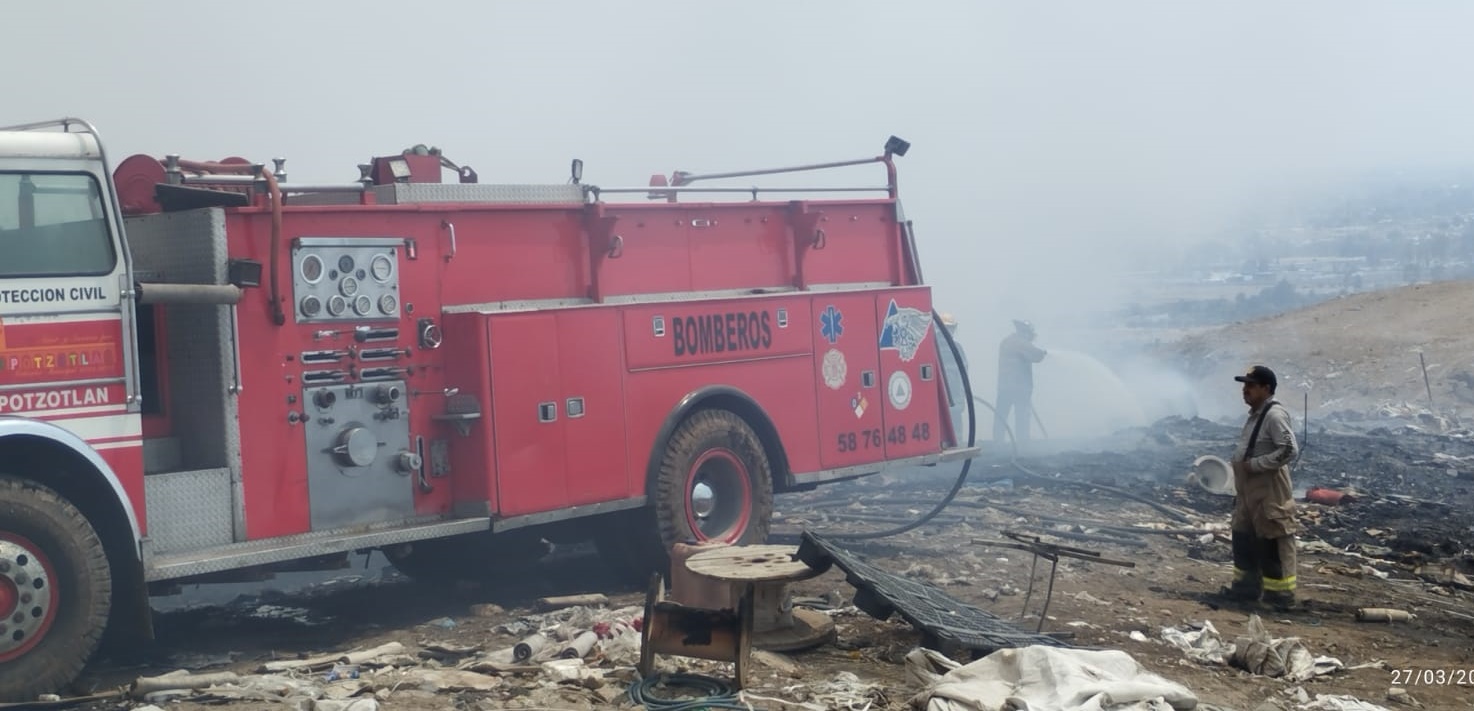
[{"x1": 0, "y1": 117, "x2": 976, "y2": 699}]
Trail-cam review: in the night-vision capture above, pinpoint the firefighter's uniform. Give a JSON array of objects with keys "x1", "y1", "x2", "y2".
[
  {"x1": 993, "y1": 320, "x2": 1046, "y2": 444},
  {"x1": 1228, "y1": 395, "x2": 1300, "y2": 605}
]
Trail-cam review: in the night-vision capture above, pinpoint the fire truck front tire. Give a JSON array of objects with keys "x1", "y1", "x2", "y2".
[
  {"x1": 0, "y1": 476, "x2": 111, "y2": 703},
  {"x1": 640, "y1": 409, "x2": 775, "y2": 569}
]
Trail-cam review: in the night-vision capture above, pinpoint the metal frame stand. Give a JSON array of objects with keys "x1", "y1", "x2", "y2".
[{"x1": 973, "y1": 531, "x2": 1137, "y2": 633}]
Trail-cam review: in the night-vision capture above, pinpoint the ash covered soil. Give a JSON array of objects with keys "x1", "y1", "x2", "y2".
[
  {"x1": 54, "y1": 285, "x2": 1474, "y2": 711},
  {"x1": 59, "y1": 414, "x2": 1473, "y2": 711}
]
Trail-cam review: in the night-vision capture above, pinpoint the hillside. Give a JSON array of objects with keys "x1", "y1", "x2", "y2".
[{"x1": 1161, "y1": 279, "x2": 1474, "y2": 421}]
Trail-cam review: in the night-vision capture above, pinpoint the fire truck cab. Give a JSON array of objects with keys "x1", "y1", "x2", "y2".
[{"x1": 0, "y1": 118, "x2": 976, "y2": 700}]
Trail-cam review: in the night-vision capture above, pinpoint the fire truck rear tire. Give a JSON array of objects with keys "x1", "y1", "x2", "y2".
[
  {"x1": 639, "y1": 409, "x2": 774, "y2": 573},
  {"x1": 0, "y1": 476, "x2": 112, "y2": 703}
]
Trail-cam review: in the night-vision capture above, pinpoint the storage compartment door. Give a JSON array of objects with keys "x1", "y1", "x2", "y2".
[
  {"x1": 874, "y1": 292, "x2": 944, "y2": 460},
  {"x1": 556, "y1": 308, "x2": 630, "y2": 504},
  {"x1": 812, "y1": 296, "x2": 887, "y2": 469},
  {"x1": 488, "y1": 313, "x2": 569, "y2": 516}
]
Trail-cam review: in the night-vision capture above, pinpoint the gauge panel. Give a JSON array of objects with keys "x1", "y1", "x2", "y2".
[{"x1": 291, "y1": 237, "x2": 403, "y2": 323}]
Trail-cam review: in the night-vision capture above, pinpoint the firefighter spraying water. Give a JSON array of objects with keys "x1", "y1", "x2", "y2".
[{"x1": 0, "y1": 119, "x2": 978, "y2": 700}]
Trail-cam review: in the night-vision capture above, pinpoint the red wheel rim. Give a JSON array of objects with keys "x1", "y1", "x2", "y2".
[
  {"x1": 0, "y1": 533, "x2": 59, "y2": 663},
  {"x1": 684, "y1": 449, "x2": 753, "y2": 543}
]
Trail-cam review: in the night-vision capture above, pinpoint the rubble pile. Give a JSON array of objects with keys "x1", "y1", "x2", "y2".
[
  {"x1": 97, "y1": 602, "x2": 892, "y2": 711},
  {"x1": 41, "y1": 412, "x2": 1469, "y2": 711}
]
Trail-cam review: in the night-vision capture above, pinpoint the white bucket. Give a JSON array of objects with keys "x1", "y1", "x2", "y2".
[{"x1": 1189, "y1": 455, "x2": 1235, "y2": 496}]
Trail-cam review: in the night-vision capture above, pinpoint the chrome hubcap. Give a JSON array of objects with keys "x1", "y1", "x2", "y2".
[
  {"x1": 691, "y1": 481, "x2": 716, "y2": 519},
  {"x1": 0, "y1": 539, "x2": 51, "y2": 655}
]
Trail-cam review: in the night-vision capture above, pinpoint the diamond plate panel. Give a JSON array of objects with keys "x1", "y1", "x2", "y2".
[
  {"x1": 123, "y1": 209, "x2": 241, "y2": 479},
  {"x1": 144, "y1": 468, "x2": 235, "y2": 554},
  {"x1": 372, "y1": 183, "x2": 585, "y2": 205},
  {"x1": 125, "y1": 209, "x2": 228, "y2": 284}
]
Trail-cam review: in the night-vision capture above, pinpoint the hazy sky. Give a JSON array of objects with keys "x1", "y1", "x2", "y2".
[{"x1": 8, "y1": 1, "x2": 1474, "y2": 381}]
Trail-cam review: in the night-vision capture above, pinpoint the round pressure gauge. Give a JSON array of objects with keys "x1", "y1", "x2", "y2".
[
  {"x1": 378, "y1": 293, "x2": 398, "y2": 314},
  {"x1": 337, "y1": 254, "x2": 355, "y2": 273},
  {"x1": 327, "y1": 295, "x2": 347, "y2": 316},
  {"x1": 353, "y1": 294, "x2": 373, "y2": 316},
  {"x1": 299, "y1": 295, "x2": 322, "y2": 317},
  {"x1": 370, "y1": 254, "x2": 394, "y2": 282},
  {"x1": 300, "y1": 254, "x2": 324, "y2": 283},
  {"x1": 339, "y1": 276, "x2": 359, "y2": 297}
]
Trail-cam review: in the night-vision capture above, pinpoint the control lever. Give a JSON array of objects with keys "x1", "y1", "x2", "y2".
[{"x1": 355, "y1": 325, "x2": 399, "y2": 342}]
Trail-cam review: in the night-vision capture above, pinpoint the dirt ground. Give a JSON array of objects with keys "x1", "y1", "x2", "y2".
[
  {"x1": 60, "y1": 427, "x2": 1473, "y2": 710},
  {"x1": 1162, "y1": 279, "x2": 1474, "y2": 417},
  {"x1": 43, "y1": 284, "x2": 1474, "y2": 711}
]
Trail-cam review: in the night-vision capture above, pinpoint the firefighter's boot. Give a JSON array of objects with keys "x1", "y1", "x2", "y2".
[
  {"x1": 1259, "y1": 535, "x2": 1298, "y2": 610},
  {"x1": 1220, "y1": 530, "x2": 1262, "y2": 601}
]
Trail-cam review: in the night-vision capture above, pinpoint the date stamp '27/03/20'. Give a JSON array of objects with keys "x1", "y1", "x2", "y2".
[{"x1": 1390, "y1": 668, "x2": 1473, "y2": 686}]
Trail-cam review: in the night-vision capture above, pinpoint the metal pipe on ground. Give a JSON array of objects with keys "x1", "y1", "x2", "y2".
[
  {"x1": 513, "y1": 633, "x2": 547, "y2": 663},
  {"x1": 559, "y1": 631, "x2": 599, "y2": 659},
  {"x1": 131, "y1": 671, "x2": 241, "y2": 698}
]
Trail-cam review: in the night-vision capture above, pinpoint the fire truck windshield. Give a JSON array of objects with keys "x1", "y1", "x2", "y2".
[{"x1": 0, "y1": 171, "x2": 116, "y2": 278}]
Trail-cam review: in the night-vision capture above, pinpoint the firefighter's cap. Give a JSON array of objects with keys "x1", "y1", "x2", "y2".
[{"x1": 1234, "y1": 365, "x2": 1277, "y2": 390}]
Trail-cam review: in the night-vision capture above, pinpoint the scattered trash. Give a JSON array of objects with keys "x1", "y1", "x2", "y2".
[
  {"x1": 1297, "y1": 694, "x2": 1394, "y2": 711},
  {"x1": 1161, "y1": 620, "x2": 1234, "y2": 665},
  {"x1": 514, "y1": 633, "x2": 548, "y2": 662},
  {"x1": 1230, "y1": 615, "x2": 1344, "y2": 682},
  {"x1": 313, "y1": 700, "x2": 379, "y2": 711},
  {"x1": 325, "y1": 663, "x2": 360, "y2": 681},
  {"x1": 1306, "y1": 486, "x2": 1356, "y2": 506},
  {"x1": 1355, "y1": 608, "x2": 1415, "y2": 623},
  {"x1": 1189, "y1": 454, "x2": 1235, "y2": 496},
  {"x1": 1162, "y1": 616, "x2": 1343, "y2": 682},
  {"x1": 393, "y1": 668, "x2": 502, "y2": 692},
  {"x1": 559, "y1": 630, "x2": 599, "y2": 659},
  {"x1": 131, "y1": 670, "x2": 241, "y2": 699},
  {"x1": 537, "y1": 593, "x2": 609, "y2": 611},
  {"x1": 248, "y1": 604, "x2": 324, "y2": 626},
  {"x1": 259, "y1": 641, "x2": 406, "y2": 673},
  {"x1": 1385, "y1": 688, "x2": 1423, "y2": 708},
  {"x1": 906, "y1": 644, "x2": 1198, "y2": 711}
]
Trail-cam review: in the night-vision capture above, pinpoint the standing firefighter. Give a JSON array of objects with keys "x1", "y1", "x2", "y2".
[
  {"x1": 1223, "y1": 365, "x2": 1301, "y2": 608},
  {"x1": 994, "y1": 319, "x2": 1047, "y2": 445}
]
